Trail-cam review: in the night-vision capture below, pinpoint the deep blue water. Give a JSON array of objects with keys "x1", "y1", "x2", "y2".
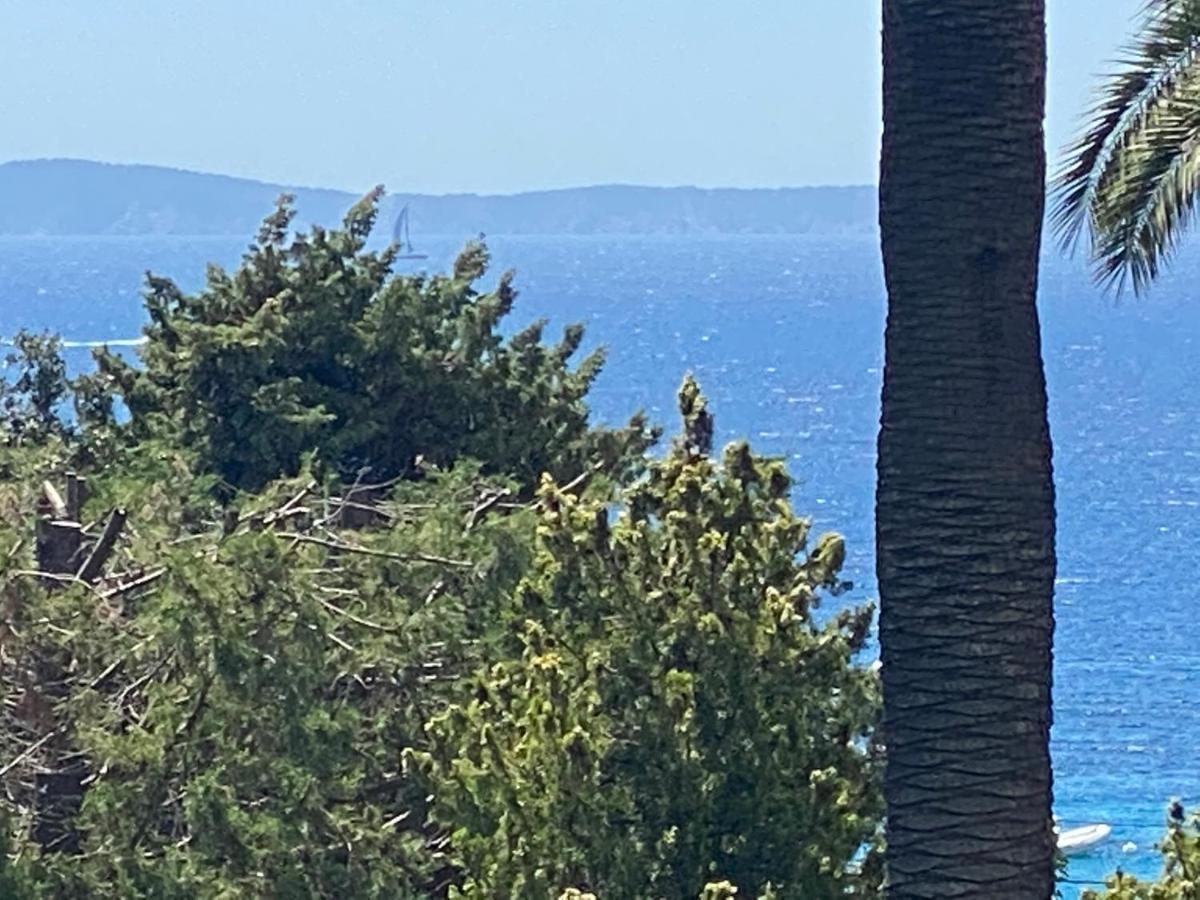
[{"x1": 4, "y1": 231, "x2": 1200, "y2": 895}]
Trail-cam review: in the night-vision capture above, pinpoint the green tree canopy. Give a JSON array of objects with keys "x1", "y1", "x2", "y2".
[
  {"x1": 0, "y1": 196, "x2": 881, "y2": 899},
  {"x1": 414, "y1": 377, "x2": 881, "y2": 899},
  {"x1": 96, "y1": 190, "x2": 655, "y2": 492}
]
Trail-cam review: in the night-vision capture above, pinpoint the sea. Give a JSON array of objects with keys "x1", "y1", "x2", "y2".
[{"x1": 3, "y1": 230, "x2": 1199, "y2": 896}]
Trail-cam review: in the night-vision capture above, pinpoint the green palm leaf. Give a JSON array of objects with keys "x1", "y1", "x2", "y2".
[{"x1": 1052, "y1": 0, "x2": 1200, "y2": 292}]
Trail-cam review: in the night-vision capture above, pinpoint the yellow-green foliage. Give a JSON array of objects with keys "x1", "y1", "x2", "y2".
[
  {"x1": 1083, "y1": 804, "x2": 1200, "y2": 900},
  {"x1": 413, "y1": 378, "x2": 881, "y2": 900}
]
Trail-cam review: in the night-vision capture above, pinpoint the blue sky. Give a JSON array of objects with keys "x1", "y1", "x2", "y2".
[{"x1": 0, "y1": 1, "x2": 1141, "y2": 194}]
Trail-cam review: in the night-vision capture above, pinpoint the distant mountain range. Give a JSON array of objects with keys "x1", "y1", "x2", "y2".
[{"x1": 0, "y1": 159, "x2": 877, "y2": 238}]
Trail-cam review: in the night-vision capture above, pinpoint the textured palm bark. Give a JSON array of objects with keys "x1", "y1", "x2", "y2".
[{"x1": 877, "y1": 2, "x2": 1056, "y2": 897}]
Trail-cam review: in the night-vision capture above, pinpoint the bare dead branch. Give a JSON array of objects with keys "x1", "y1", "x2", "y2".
[
  {"x1": 276, "y1": 533, "x2": 474, "y2": 569},
  {"x1": 41, "y1": 482, "x2": 68, "y2": 521},
  {"x1": 77, "y1": 509, "x2": 127, "y2": 583}
]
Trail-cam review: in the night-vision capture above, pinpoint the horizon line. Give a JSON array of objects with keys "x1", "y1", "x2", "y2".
[{"x1": 0, "y1": 156, "x2": 878, "y2": 199}]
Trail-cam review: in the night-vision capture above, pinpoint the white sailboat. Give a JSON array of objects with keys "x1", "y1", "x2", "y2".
[{"x1": 393, "y1": 205, "x2": 428, "y2": 260}]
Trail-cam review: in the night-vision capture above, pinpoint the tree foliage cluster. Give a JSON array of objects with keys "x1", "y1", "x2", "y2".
[
  {"x1": 1082, "y1": 804, "x2": 1200, "y2": 900},
  {"x1": 0, "y1": 195, "x2": 881, "y2": 898},
  {"x1": 95, "y1": 190, "x2": 655, "y2": 492}
]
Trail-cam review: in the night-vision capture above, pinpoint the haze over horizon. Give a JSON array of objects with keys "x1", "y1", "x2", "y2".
[
  {"x1": 2, "y1": 156, "x2": 875, "y2": 196},
  {"x1": 0, "y1": 1, "x2": 1141, "y2": 196}
]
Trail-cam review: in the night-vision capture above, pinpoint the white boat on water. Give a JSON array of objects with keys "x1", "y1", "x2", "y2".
[{"x1": 1057, "y1": 823, "x2": 1112, "y2": 856}]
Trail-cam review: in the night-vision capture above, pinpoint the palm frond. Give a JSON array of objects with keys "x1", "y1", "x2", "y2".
[
  {"x1": 1089, "y1": 80, "x2": 1200, "y2": 291},
  {"x1": 1051, "y1": 0, "x2": 1200, "y2": 290}
]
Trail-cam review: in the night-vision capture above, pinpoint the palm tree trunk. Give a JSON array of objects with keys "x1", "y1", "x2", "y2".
[{"x1": 877, "y1": 2, "x2": 1056, "y2": 897}]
